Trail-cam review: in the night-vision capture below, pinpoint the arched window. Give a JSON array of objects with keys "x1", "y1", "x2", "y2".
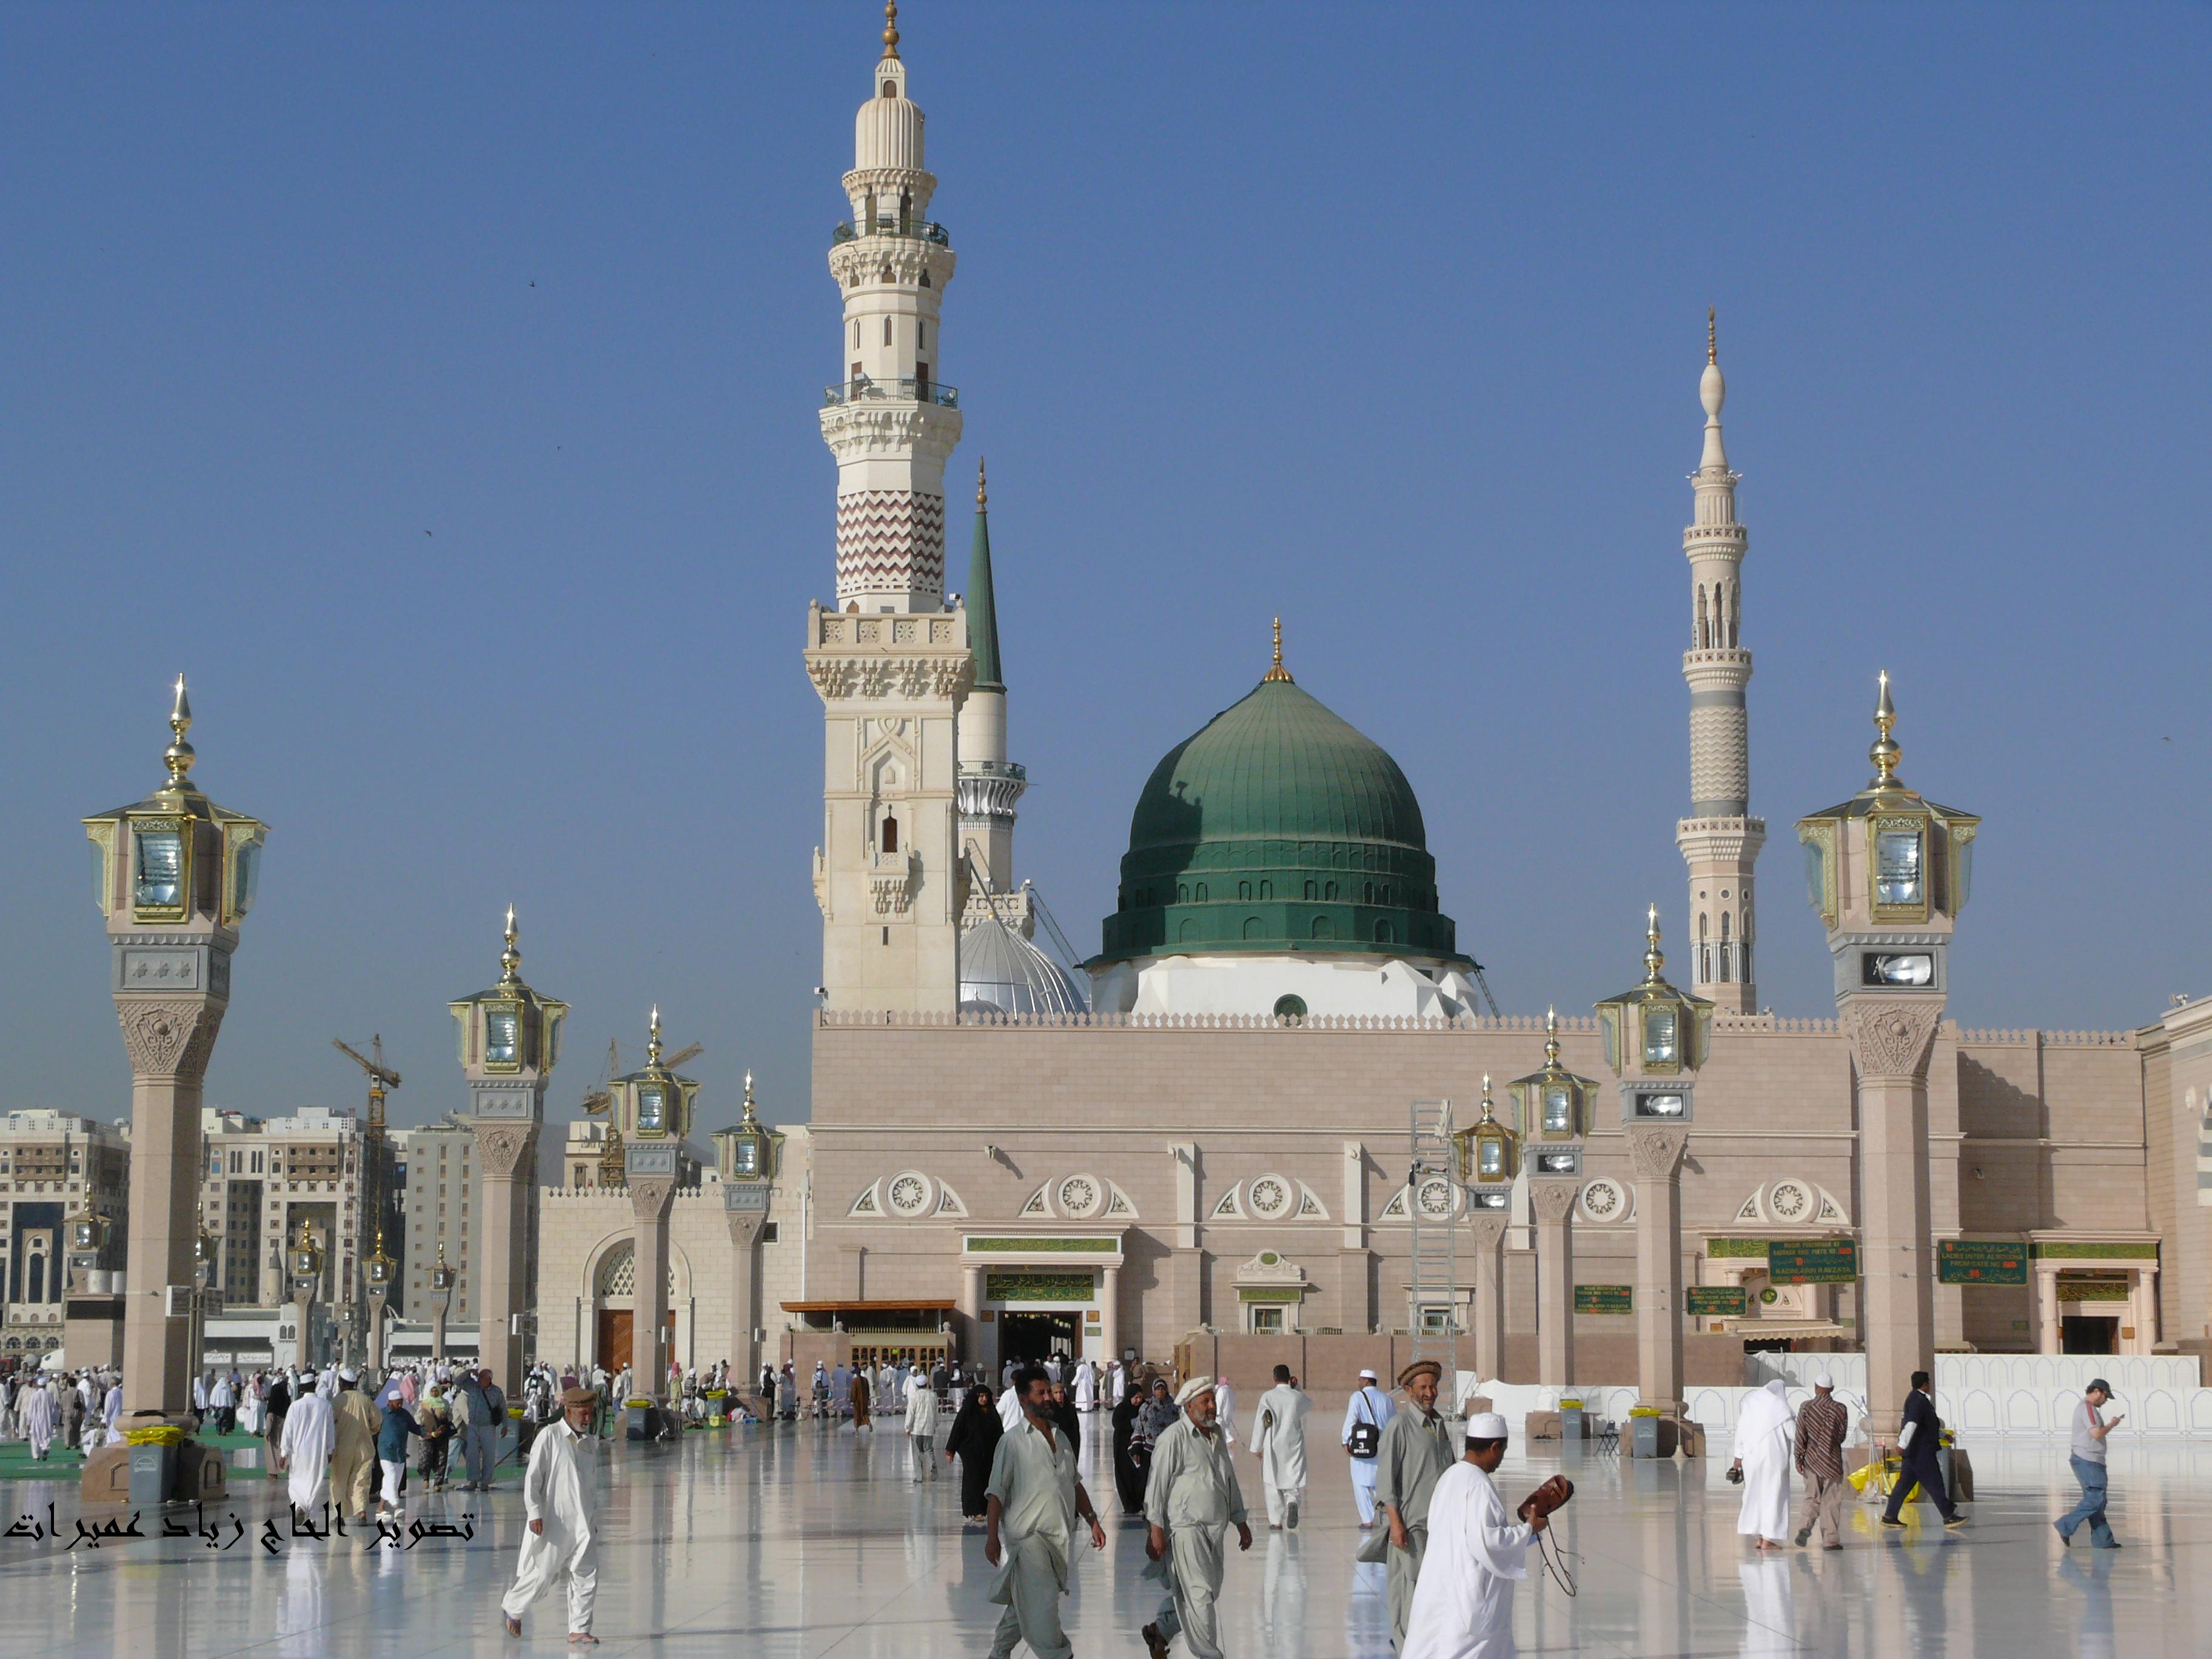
[
  {"x1": 919, "y1": 267, "x2": 930, "y2": 287},
  {"x1": 1697, "y1": 586, "x2": 1709, "y2": 649},
  {"x1": 883, "y1": 317, "x2": 893, "y2": 346},
  {"x1": 1375, "y1": 920, "x2": 1395, "y2": 944},
  {"x1": 880, "y1": 816, "x2": 899, "y2": 854},
  {"x1": 898, "y1": 188, "x2": 912, "y2": 233},
  {"x1": 881, "y1": 79, "x2": 896, "y2": 99},
  {"x1": 1325, "y1": 882, "x2": 1338, "y2": 902},
  {"x1": 1313, "y1": 917, "x2": 1335, "y2": 942},
  {"x1": 1243, "y1": 917, "x2": 1264, "y2": 940},
  {"x1": 1258, "y1": 880, "x2": 1272, "y2": 900},
  {"x1": 1363, "y1": 881, "x2": 1375, "y2": 904},
  {"x1": 1304, "y1": 880, "x2": 1316, "y2": 900},
  {"x1": 1239, "y1": 882, "x2": 1252, "y2": 901},
  {"x1": 1195, "y1": 883, "x2": 1207, "y2": 902},
  {"x1": 1177, "y1": 884, "x2": 1188, "y2": 903},
  {"x1": 1729, "y1": 582, "x2": 1740, "y2": 646}
]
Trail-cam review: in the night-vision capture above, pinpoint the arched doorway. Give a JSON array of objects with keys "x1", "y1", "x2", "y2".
[{"x1": 592, "y1": 1241, "x2": 675, "y2": 1375}]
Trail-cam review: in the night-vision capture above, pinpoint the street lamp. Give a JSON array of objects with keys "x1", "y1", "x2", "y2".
[
  {"x1": 364, "y1": 1228, "x2": 396, "y2": 1376},
  {"x1": 287, "y1": 1219, "x2": 325, "y2": 1372},
  {"x1": 191, "y1": 1227, "x2": 220, "y2": 1382},
  {"x1": 429, "y1": 1242, "x2": 457, "y2": 1364}
]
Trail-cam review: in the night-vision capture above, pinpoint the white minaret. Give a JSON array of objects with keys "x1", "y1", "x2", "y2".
[
  {"x1": 806, "y1": 3, "x2": 974, "y2": 1013},
  {"x1": 1675, "y1": 312, "x2": 1765, "y2": 1013},
  {"x1": 821, "y1": 0, "x2": 962, "y2": 612}
]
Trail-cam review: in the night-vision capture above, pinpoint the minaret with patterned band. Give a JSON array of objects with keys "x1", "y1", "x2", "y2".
[
  {"x1": 822, "y1": 1, "x2": 962, "y2": 612},
  {"x1": 807, "y1": 4, "x2": 974, "y2": 1013},
  {"x1": 1675, "y1": 312, "x2": 1765, "y2": 1013}
]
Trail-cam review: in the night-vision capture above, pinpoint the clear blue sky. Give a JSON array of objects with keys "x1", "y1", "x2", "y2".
[{"x1": 5, "y1": 4, "x2": 2207, "y2": 1134}]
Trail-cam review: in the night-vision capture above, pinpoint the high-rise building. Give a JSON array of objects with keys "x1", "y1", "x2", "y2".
[{"x1": 1, "y1": 1111, "x2": 129, "y2": 1366}]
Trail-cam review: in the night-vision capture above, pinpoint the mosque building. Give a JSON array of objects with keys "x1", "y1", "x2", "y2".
[{"x1": 532, "y1": 10, "x2": 2202, "y2": 1420}]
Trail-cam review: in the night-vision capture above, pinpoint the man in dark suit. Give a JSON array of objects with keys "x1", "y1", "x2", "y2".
[{"x1": 1881, "y1": 1370, "x2": 1968, "y2": 1528}]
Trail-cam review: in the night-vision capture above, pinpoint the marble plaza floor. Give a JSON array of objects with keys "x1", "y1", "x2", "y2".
[{"x1": 1, "y1": 1411, "x2": 2208, "y2": 1658}]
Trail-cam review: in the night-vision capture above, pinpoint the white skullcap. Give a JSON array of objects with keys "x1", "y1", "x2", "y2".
[
  {"x1": 1467, "y1": 1413, "x2": 1509, "y2": 1439},
  {"x1": 1175, "y1": 1376, "x2": 1216, "y2": 1407},
  {"x1": 1814, "y1": 1373, "x2": 1835, "y2": 1389},
  {"x1": 1358, "y1": 1369, "x2": 1378, "y2": 1381},
  {"x1": 338, "y1": 1367, "x2": 360, "y2": 1382}
]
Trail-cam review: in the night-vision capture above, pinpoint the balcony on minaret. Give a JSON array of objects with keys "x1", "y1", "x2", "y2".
[
  {"x1": 822, "y1": 373, "x2": 959, "y2": 411},
  {"x1": 834, "y1": 216, "x2": 950, "y2": 247}
]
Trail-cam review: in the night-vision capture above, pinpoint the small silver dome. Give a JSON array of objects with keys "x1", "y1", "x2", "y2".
[{"x1": 959, "y1": 914, "x2": 1088, "y2": 1016}]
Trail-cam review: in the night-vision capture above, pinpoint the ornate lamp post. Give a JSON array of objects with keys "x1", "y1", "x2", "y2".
[
  {"x1": 711, "y1": 1073, "x2": 783, "y2": 1391},
  {"x1": 287, "y1": 1219, "x2": 326, "y2": 1373},
  {"x1": 1595, "y1": 907, "x2": 1712, "y2": 1449},
  {"x1": 1507, "y1": 1009, "x2": 1600, "y2": 1387},
  {"x1": 364, "y1": 1230, "x2": 397, "y2": 1375},
  {"x1": 190, "y1": 1226, "x2": 220, "y2": 1381},
  {"x1": 429, "y1": 1243, "x2": 457, "y2": 1364},
  {"x1": 82, "y1": 677, "x2": 266, "y2": 1415},
  {"x1": 1450, "y1": 1076, "x2": 1517, "y2": 1382},
  {"x1": 1797, "y1": 673, "x2": 1977, "y2": 1439},
  {"x1": 610, "y1": 1008, "x2": 698, "y2": 1434},
  {"x1": 448, "y1": 907, "x2": 567, "y2": 1396}
]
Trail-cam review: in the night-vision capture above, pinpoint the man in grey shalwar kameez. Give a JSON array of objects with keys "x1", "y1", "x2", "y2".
[
  {"x1": 1375, "y1": 1360, "x2": 1457, "y2": 1649},
  {"x1": 984, "y1": 1367, "x2": 1105, "y2": 1659},
  {"x1": 1142, "y1": 1378, "x2": 1253, "y2": 1659}
]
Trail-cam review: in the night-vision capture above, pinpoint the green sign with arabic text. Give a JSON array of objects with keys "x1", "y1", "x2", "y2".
[
  {"x1": 1768, "y1": 1239, "x2": 1857, "y2": 1284},
  {"x1": 1938, "y1": 1240, "x2": 2027, "y2": 1285}
]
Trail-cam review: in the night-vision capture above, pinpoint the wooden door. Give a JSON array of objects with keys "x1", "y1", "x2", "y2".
[{"x1": 597, "y1": 1310, "x2": 632, "y2": 1373}]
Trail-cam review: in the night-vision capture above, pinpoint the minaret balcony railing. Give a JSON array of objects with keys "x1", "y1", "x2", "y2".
[
  {"x1": 832, "y1": 218, "x2": 951, "y2": 247},
  {"x1": 823, "y1": 375, "x2": 960, "y2": 410}
]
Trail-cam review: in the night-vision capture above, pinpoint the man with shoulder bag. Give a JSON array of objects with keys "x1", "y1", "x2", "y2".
[{"x1": 1341, "y1": 1367, "x2": 1395, "y2": 1529}]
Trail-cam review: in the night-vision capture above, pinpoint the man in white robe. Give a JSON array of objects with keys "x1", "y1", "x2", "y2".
[
  {"x1": 23, "y1": 1380, "x2": 57, "y2": 1461},
  {"x1": 1342, "y1": 1368, "x2": 1395, "y2": 1527},
  {"x1": 1074, "y1": 1361, "x2": 1096, "y2": 1413},
  {"x1": 1251, "y1": 1365, "x2": 1312, "y2": 1529},
  {"x1": 997, "y1": 1381, "x2": 1026, "y2": 1433},
  {"x1": 1400, "y1": 1415, "x2": 1541, "y2": 1659},
  {"x1": 503, "y1": 1388, "x2": 601, "y2": 1643},
  {"x1": 905, "y1": 1368, "x2": 941, "y2": 1481},
  {"x1": 1107, "y1": 1361, "x2": 1127, "y2": 1412},
  {"x1": 1213, "y1": 1376, "x2": 1240, "y2": 1450},
  {"x1": 985, "y1": 1366, "x2": 1105, "y2": 1659},
  {"x1": 278, "y1": 1373, "x2": 336, "y2": 1516},
  {"x1": 1732, "y1": 1379, "x2": 1795, "y2": 1551},
  {"x1": 1142, "y1": 1378, "x2": 1252, "y2": 1659},
  {"x1": 100, "y1": 1377, "x2": 123, "y2": 1449}
]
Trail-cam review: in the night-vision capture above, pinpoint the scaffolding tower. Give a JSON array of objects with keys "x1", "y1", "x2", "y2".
[{"x1": 1407, "y1": 1098, "x2": 1460, "y2": 1374}]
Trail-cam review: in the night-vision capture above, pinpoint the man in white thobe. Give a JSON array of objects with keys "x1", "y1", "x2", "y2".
[
  {"x1": 23, "y1": 1380, "x2": 57, "y2": 1461},
  {"x1": 1252, "y1": 1365, "x2": 1312, "y2": 1530},
  {"x1": 1074, "y1": 1360, "x2": 1096, "y2": 1413},
  {"x1": 1400, "y1": 1415, "x2": 1541, "y2": 1659},
  {"x1": 997, "y1": 1381, "x2": 1025, "y2": 1432},
  {"x1": 1731, "y1": 1378, "x2": 1795, "y2": 1551},
  {"x1": 1108, "y1": 1361, "x2": 1127, "y2": 1410},
  {"x1": 1214, "y1": 1377, "x2": 1240, "y2": 1450},
  {"x1": 985, "y1": 1367, "x2": 1105, "y2": 1659},
  {"x1": 1142, "y1": 1378, "x2": 1253, "y2": 1659},
  {"x1": 1342, "y1": 1368, "x2": 1395, "y2": 1527},
  {"x1": 278, "y1": 1373, "x2": 336, "y2": 1517},
  {"x1": 102, "y1": 1378, "x2": 124, "y2": 1444},
  {"x1": 905, "y1": 1369, "x2": 941, "y2": 1481},
  {"x1": 503, "y1": 1389, "x2": 600, "y2": 1643}
]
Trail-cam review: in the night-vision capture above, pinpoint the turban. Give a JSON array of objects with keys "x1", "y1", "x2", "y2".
[{"x1": 1174, "y1": 1376, "x2": 1216, "y2": 1407}]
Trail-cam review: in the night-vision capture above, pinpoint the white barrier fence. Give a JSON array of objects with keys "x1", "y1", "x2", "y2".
[{"x1": 1456, "y1": 1351, "x2": 2212, "y2": 1443}]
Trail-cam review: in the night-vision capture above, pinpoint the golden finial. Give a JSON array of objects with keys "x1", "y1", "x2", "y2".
[
  {"x1": 163, "y1": 672, "x2": 197, "y2": 790},
  {"x1": 499, "y1": 905, "x2": 522, "y2": 984},
  {"x1": 434, "y1": 1237, "x2": 447, "y2": 1266},
  {"x1": 1644, "y1": 904, "x2": 1666, "y2": 982},
  {"x1": 1478, "y1": 1073, "x2": 1495, "y2": 1122},
  {"x1": 1544, "y1": 1007, "x2": 1562, "y2": 1068},
  {"x1": 647, "y1": 1005, "x2": 664, "y2": 1067},
  {"x1": 1262, "y1": 615, "x2": 1293, "y2": 683},
  {"x1": 976, "y1": 456, "x2": 987, "y2": 508},
  {"x1": 1707, "y1": 307, "x2": 1717, "y2": 366},
  {"x1": 882, "y1": 0, "x2": 900, "y2": 59},
  {"x1": 1869, "y1": 669, "x2": 1902, "y2": 786},
  {"x1": 741, "y1": 1070, "x2": 759, "y2": 1121}
]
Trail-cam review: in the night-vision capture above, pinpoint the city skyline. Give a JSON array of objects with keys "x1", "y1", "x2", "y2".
[{"x1": 4, "y1": 5, "x2": 2208, "y2": 1128}]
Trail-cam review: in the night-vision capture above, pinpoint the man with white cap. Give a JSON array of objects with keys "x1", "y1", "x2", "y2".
[
  {"x1": 1400, "y1": 1414, "x2": 1543, "y2": 1659},
  {"x1": 1142, "y1": 1377, "x2": 1251, "y2": 1659},
  {"x1": 984, "y1": 1366, "x2": 1105, "y2": 1659},
  {"x1": 1791, "y1": 1373, "x2": 1849, "y2": 1549},
  {"x1": 1342, "y1": 1367, "x2": 1395, "y2": 1527},
  {"x1": 1375, "y1": 1359, "x2": 1456, "y2": 1647},
  {"x1": 277, "y1": 1370, "x2": 336, "y2": 1518}
]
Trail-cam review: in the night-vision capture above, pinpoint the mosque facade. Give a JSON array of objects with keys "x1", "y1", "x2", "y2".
[{"x1": 531, "y1": 15, "x2": 2197, "y2": 1407}]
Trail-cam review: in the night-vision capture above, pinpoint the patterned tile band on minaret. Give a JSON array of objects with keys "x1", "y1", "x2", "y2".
[
  {"x1": 820, "y1": 7, "x2": 962, "y2": 614},
  {"x1": 1676, "y1": 313, "x2": 1766, "y2": 1014}
]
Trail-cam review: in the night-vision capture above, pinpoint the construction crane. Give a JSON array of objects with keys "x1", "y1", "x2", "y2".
[{"x1": 333, "y1": 1036, "x2": 400, "y2": 1350}]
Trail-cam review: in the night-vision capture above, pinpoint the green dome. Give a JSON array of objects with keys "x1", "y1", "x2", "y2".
[{"x1": 1094, "y1": 675, "x2": 1467, "y2": 967}]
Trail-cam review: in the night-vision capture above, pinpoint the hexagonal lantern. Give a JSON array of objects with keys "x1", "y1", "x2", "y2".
[
  {"x1": 612, "y1": 1007, "x2": 700, "y2": 1148},
  {"x1": 1594, "y1": 905, "x2": 1714, "y2": 1121},
  {"x1": 1508, "y1": 1007, "x2": 1601, "y2": 1148},
  {"x1": 712, "y1": 1071, "x2": 784, "y2": 1187},
  {"x1": 1453, "y1": 1074, "x2": 1518, "y2": 1184}
]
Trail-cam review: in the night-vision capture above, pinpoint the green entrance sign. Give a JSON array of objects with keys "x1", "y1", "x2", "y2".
[
  {"x1": 1686, "y1": 1285, "x2": 1747, "y2": 1318},
  {"x1": 1768, "y1": 1239, "x2": 1857, "y2": 1284},
  {"x1": 986, "y1": 1271, "x2": 1094, "y2": 1304},
  {"x1": 1938, "y1": 1239, "x2": 2028, "y2": 1285},
  {"x1": 1574, "y1": 1284, "x2": 1632, "y2": 1315}
]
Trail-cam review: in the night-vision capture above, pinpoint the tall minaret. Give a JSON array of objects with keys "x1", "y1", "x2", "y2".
[
  {"x1": 806, "y1": 3, "x2": 974, "y2": 1012},
  {"x1": 956, "y1": 458, "x2": 1033, "y2": 931},
  {"x1": 822, "y1": 0, "x2": 962, "y2": 611},
  {"x1": 1675, "y1": 312, "x2": 1765, "y2": 1012}
]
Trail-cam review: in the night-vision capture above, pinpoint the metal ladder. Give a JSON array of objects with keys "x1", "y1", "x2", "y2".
[{"x1": 1407, "y1": 1098, "x2": 1459, "y2": 1373}]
